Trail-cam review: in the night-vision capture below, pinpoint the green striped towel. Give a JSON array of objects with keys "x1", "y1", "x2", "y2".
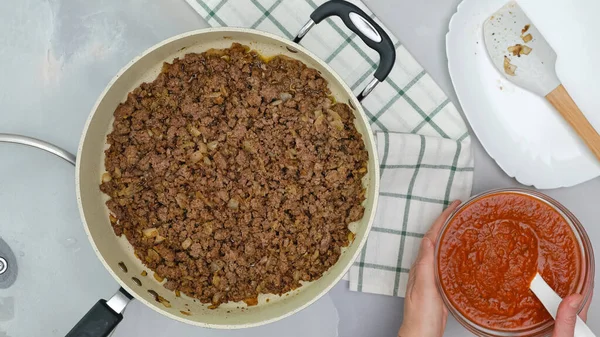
[{"x1": 185, "y1": 0, "x2": 474, "y2": 297}]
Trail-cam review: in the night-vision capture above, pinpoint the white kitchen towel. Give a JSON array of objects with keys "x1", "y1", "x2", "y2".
[{"x1": 186, "y1": 0, "x2": 474, "y2": 297}]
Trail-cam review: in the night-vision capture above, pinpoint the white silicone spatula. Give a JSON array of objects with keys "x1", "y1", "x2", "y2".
[
  {"x1": 530, "y1": 273, "x2": 596, "y2": 337},
  {"x1": 483, "y1": 1, "x2": 600, "y2": 162}
]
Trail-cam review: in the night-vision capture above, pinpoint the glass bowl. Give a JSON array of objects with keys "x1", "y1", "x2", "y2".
[{"x1": 434, "y1": 188, "x2": 595, "y2": 337}]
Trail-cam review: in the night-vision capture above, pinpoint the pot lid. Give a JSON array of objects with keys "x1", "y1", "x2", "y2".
[{"x1": 0, "y1": 145, "x2": 116, "y2": 337}]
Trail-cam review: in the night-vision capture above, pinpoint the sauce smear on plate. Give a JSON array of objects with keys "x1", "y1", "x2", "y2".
[{"x1": 438, "y1": 192, "x2": 581, "y2": 330}]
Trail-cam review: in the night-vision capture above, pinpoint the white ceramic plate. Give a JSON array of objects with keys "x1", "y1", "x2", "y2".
[{"x1": 447, "y1": 0, "x2": 600, "y2": 189}]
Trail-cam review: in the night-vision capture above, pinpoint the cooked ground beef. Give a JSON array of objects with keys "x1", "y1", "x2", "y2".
[{"x1": 100, "y1": 43, "x2": 368, "y2": 306}]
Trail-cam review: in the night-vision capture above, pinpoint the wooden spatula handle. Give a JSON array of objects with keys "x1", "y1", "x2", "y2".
[{"x1": 546, "y1": 84, "x2": 600, "y2": 161}]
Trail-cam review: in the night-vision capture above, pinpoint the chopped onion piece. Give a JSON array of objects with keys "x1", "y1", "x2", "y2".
[
  {"x1": 327, "y1": 109, "x2": 342, "y2": 121},
  {"x1": 190, "y1": 151, "x2": 203, "y2": 163},
  {"x1": 182, "y1": 238, "x2": 192, "y2": 250},
  {"x1": 189, "y1": 126, "x2": 201, "y2": 137},
  {"x1": 331, "y1": 120, "x2": 344, "y2": 131},
  {"x1": 228, "y1": 198, "x2": 240, "y2": 210},
  {"x1": 507, "y1": 44, "x2": 532, "y2": 57},
  {"x1": 143, "y1": 228, "x2": 159, "y2": 238},
  {"x1": 207, "y1": 141, "x2": 219, "y2": 151},
  {"x1": 504, "y1": 56, "x2": 517, "y2": 76},
  {"x1": 280, "y1": 92, "x2": 292, "y2": 102}
]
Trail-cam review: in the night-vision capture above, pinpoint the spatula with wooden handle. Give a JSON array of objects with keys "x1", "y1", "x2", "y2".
[{"x1": 483, "y1": 1, "x2": 600, "y2": 161}]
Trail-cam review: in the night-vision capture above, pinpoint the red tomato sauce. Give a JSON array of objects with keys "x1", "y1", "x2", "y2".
[{"x1": 438, "y1": 192, "x2": 581, "y2": 330}]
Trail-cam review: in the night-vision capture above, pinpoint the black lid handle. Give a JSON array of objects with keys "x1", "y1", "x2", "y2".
[{"x1": 294, "y1": 0, "x2": 396, "y2": 101}]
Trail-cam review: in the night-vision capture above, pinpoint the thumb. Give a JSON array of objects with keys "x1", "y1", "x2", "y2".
[
  {"x1": 412, "y1": 237, "x2": 436, "y2": 288},
  {"x1": 415, "y1": 237, "x2": 435, "y2": 267},
  {"x1": 552, "y1": 294, "x2": 582, "y2": 337}
]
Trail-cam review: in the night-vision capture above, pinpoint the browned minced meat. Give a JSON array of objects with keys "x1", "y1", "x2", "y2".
[{"x1": 100, "y1": 43, "x2": 368, "y2": 306}]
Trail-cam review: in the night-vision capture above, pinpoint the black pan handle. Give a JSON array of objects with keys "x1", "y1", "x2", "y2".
[
  {"x1": 65, "y1": 288, "x2": 133, "y2": 337},
  {"x1": 293, "y1": 0, "x2": 396, "y2": 101}
]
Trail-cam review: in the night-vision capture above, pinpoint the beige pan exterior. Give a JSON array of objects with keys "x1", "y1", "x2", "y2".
[{"x1": 76, "y1": 28, "x2": 380, "y2": 329}]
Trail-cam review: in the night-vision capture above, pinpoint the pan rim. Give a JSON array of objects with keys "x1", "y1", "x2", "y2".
[{"x1": 75, "y1": 27, "x2": 380, "y2": 329}]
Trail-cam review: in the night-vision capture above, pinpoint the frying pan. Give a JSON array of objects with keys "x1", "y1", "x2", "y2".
[{"x1": 0, "y1": 1, "x2": 395, "y2": 335}]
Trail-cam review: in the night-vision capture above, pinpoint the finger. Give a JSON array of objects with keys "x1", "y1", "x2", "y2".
[
  {"x1": 552, "y1": 294, "x2": 582, "y2": 337},
  {"x1": 411, "y1": 237, "x2": 437, "y2": 290},
  {"x1": 414, "y1": 237, "x2": 435, "y2": 267},
  {"x1": 424, "y1": 200, "x2": 461, "y2": 243},
  {"x1": 406, "y1": 237, "x2": 434, "y2": 301}
]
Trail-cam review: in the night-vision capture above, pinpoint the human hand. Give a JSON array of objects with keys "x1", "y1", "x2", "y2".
[
  {"x1": 551, "y1": 291, "x2": 593, "y2": 337},
  {"x1": 397, "y1": 200, "x2": 461, "y2": 337}
]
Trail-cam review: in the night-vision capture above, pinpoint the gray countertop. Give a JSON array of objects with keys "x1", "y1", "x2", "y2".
[{"x1": 0, "y1": 0, "x2": 597, "y2": 336}]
